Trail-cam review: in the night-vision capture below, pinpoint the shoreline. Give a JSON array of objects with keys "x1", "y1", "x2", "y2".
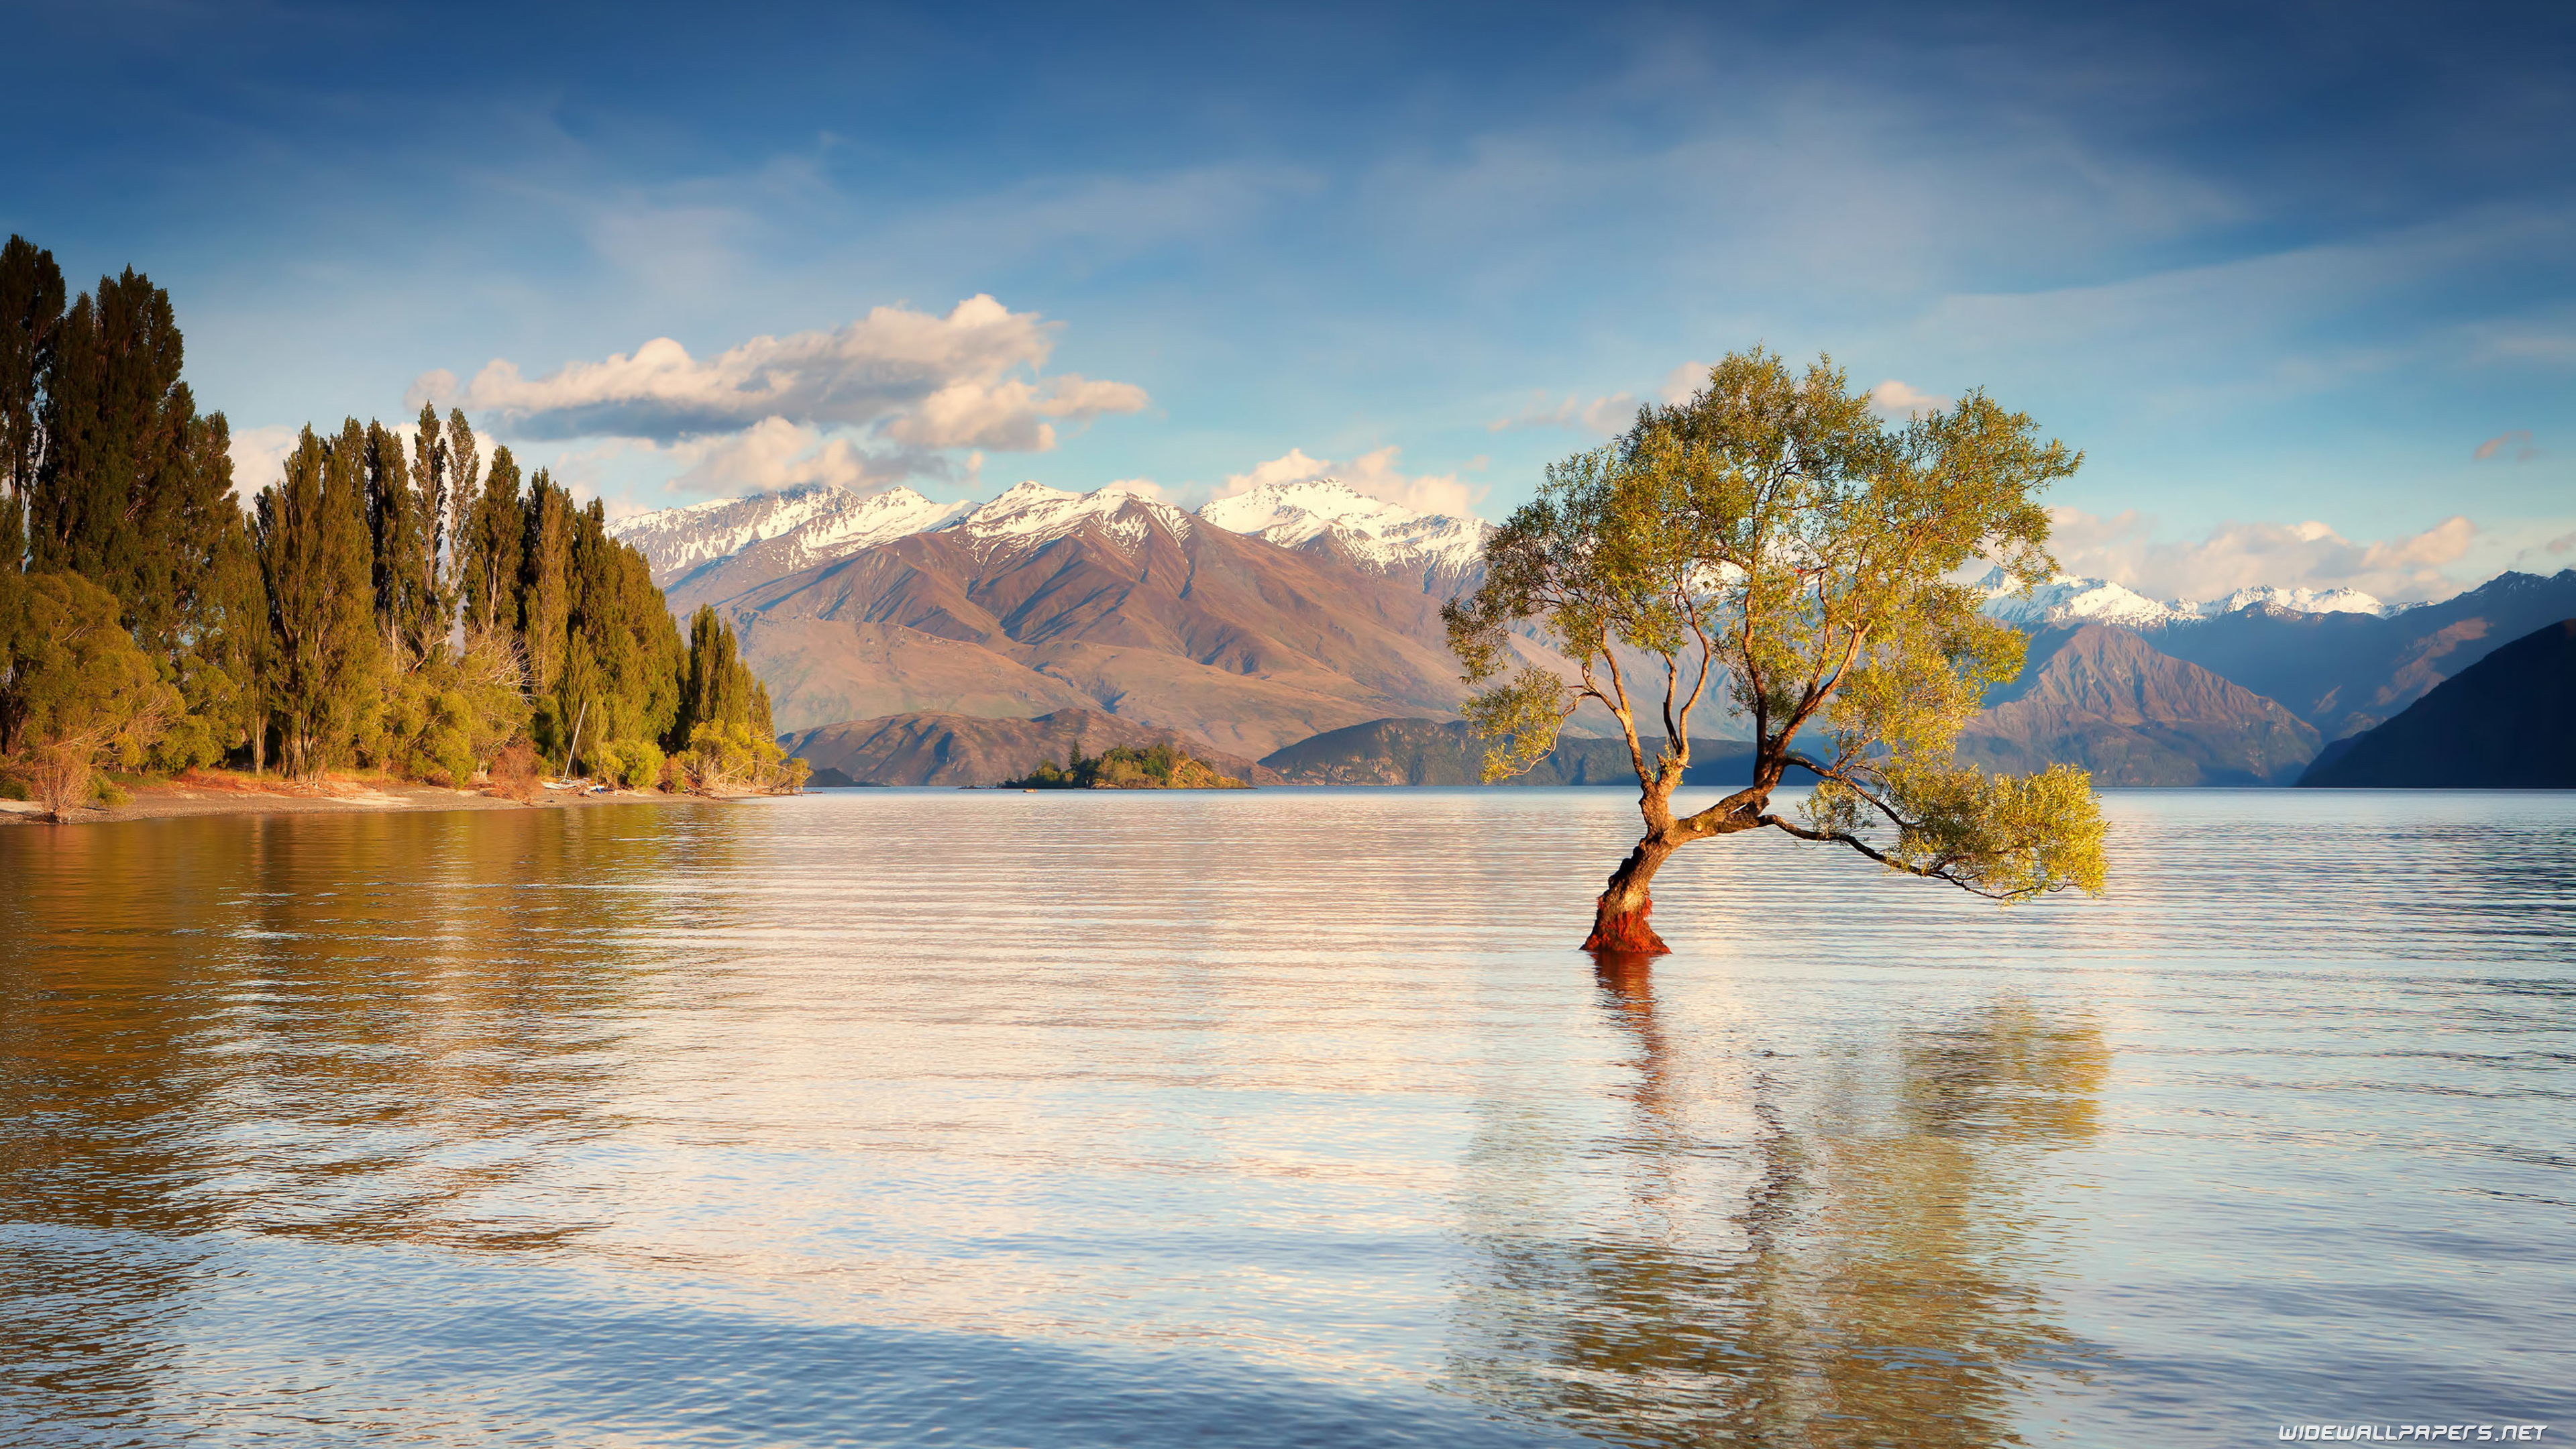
[{"x1": 0, "y1": 773, "x2": 750, "y2": 826}]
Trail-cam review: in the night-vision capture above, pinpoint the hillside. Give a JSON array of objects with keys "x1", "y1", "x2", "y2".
[
  {"x1": 1956, "y1": 625, "x2": 2322, "y2": 785},
  {"x1": 727, "y1": 483, "x2": 1472, "y2": 755},
  {"x1": 784, "y1": 708, "x2": 1282, "y2": 788},
  {"x1": 2151, "y1": 570, "x2": 2576, "y2": 741},
  {"x1": 1260, "y1": 717, "x2": 1757, "y2": 786},
  {"x1": 2298, "y1": 619, "x2": 2576, "y2": 788}
]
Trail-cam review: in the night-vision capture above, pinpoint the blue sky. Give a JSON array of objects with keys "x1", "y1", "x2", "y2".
[{"x1": 4, "y1": 0, "x2": 2570, "y2": 601}]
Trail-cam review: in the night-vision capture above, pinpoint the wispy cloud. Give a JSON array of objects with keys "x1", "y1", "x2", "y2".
[
  {"x1": 2473, "y1": 429, "x2": 2538, "y2": 462},
  {"x1": 1487, "y1": 390, "x2": 1636, "y2": 435}
]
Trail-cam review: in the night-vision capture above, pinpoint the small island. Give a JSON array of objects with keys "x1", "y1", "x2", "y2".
[{"x1": 1001, "y1": 743, "x2": 1249, "y2": 790}]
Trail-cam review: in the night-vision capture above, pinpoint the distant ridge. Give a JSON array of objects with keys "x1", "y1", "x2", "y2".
[
  {"x1": 2297, "y1": 619, "x2": 2576, "y2": 788},
  {"x1": 784, "y1": 709, "x2": 1281, "y2": 788},
  {"x1": 1260, "y1": 717, "x2": 1756, "y2": 787},
  {"x1": 1957, "y1": 625, "x2": 2321, "y2": 785}
]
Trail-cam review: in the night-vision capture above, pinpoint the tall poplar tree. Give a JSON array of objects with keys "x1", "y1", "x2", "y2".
[
  {"x1": 0, "y1": 235, "x2": 65, "y2": 566},
  {"x1": 256, "y1": 423, "x2": 380, "y2": 777},
  {"x1": 460, "y1": 444, "x2": 523, "y2": 641},
  {"x1": 517, "y1": 468, "x2": 571, "y2": 701},
  {"x1": 443, "y1": 408, "x2": 480, "y2": 621}
]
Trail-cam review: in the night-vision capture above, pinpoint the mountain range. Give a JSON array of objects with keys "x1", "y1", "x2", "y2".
[
  {"x1": 2298, "y1": 619, "x2": 2576, "y2": 788},
  {"x1": 611, "y1": 480, "x2": 2576, "y2": 786}
]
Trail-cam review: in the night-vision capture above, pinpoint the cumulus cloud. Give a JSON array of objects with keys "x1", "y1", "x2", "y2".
[
  {"x1": 1218, "y1": 445, "x2": 1479, "y2": 516},
  {"x1": 2047, "y1": 507, "x2": 2478, "y2": 603},
  {"x1": 1659, "y1": 362, "x2": 1709, "y2": 405},
  {"x1": 223, "y1": 423, "x2": 302, "y2": 496},
  {"x1": 2473, "y1": 429, "x2": 2538, "y2": 462},
  {"x1": 1868, "y1": 379, "x2": 1953, "y2": 418},
  {"x1": 409, "y1": 295, "x2": 1147, "y2": 451}
]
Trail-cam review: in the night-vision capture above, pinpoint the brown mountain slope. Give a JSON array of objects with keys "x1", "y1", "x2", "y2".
[
  {"x1": 784, "y1": 709, "x2": 1283, "y2": 788},
  {"x1": 1958, "y1": 625, "x2": 2321, "y2": 785},
  {"x1": 726, "y1": 488, "x2": 1472, "y2": 756}
]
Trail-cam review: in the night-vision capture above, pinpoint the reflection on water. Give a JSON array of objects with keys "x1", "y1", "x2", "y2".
[
  {"x1": 2, "y1": 790, "x2": 2572, "y2": 1446},
  {"x1": 1451, "y1": 964, "x2": 2109, "y2": 1446}
]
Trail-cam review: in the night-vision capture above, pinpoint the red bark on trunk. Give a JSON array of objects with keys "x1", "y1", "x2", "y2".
[
  {"x1": 1583, "y1": 894, "x2": 1670, "y2": 956},
  {"x1": 1582, "y1": 837, "x2": 1676, "y2": 957}
]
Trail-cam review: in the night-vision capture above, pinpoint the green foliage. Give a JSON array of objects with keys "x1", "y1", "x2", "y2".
[
  {"x1": 1445, "y1": 346, "x2": 2106, "y2": 905},
  {"x1": 1001, "y1": 741, "x2": 1246, "y2": 790},
  {"x1": 0, "y1": 569, "x2": 177, "y2": 813},
  {"x1": 596, "y1": 737, "x2": 666, "y2": 790},
  {"x1": 676, "y1": 604, "x2": 768, "y2": 747},
  {"x1": 255, "y1": 424, "x2": 384, "y2": 778},
  {"x1": 673, "y1": 720, "x2": 807, "y2": 795},
  {"x1": 459, "y1": 444, "x2": 523, "y2": 641}
]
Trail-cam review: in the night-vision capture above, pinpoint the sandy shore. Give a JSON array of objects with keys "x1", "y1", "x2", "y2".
[{"x1": 0, "y1": 773, "x2": 729, "y2": 826}]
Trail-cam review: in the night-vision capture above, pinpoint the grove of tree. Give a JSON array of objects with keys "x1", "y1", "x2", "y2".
[
  {"x1": 1443, "y1": 349, "x2": 2108, "y2": 955},
  {"x1": 0, "y1": 233, "x2": 795, "y2": 817}
]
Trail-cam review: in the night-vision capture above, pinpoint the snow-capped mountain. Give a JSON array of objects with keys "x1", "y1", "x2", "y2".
[
  {"x1": 1196, "y1": 477, "x2": 1491, "y2": 594},
  {"x1": 610, "y1": 482, "x2": 969, "y2": 588},
  {"x1": 1975, "y1": 567, "x2": 2394, "y2": 630},
  {"x1": 614, "y1": 475, "x2": 1498, "y2": 610},
  {"x1": 947, "y1": 480, "x2": 1195, "y2": 555}
]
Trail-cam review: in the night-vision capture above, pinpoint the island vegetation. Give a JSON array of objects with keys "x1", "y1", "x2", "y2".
[
  {"x1": 1444, "y1": 347, "x2": 2108, "y2": 955},
  {"x1": 1001, "y1": 742, "x2": 1248, "y2": 789},
  {"x1": 0, "y1": 233, "x2": 804, "y2": 820}
]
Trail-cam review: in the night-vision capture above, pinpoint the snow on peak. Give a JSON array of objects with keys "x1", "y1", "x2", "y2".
[
  {"x1": 1197, "y1": 476, "x2": 1491, "y2": 589},
  {"x1": 2196, "y1": 584, "x2": 2387, "y2": 617},
  {"x1": 949, "y1": 479, "x2": 1192, "y2": 553},
  {"x1": 1976, "y1": 567, "x2": 2394, "y2": 629},
  {"x1": 610, "y1": 482, "x2": 967, "y2": 586}
]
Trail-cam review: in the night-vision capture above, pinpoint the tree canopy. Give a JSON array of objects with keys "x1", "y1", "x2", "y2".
[{"x1": 1443, "y1": 348, "x2": 2107, "y2": 953}]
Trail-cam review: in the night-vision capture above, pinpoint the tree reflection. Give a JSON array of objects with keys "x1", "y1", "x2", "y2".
[
  {"x1": 1447, "y1": 964, "x2": 2108, "y2": 1446},
  {"x1": 0, "y1": 806, "x2": 719, "y2": 1436}
]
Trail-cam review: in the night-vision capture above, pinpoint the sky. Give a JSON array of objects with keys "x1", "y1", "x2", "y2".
[{"x1": 3, "y1": 0, "x2": 2571, "y2": 603}]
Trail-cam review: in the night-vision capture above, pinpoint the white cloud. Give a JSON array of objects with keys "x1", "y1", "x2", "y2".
[
  {"x1": 1868, "y1": 379, "x2": 1953, "y2": 418},
  {"x1": 223, "y1": 423, "x2": 301, "y2": 497},
  {"x1": 2047, "y1": 507, "x2": 2479, "y2": 603},
  {"x1": 1658, "y1": 362, "x2": 1708, "y2": 405},
  {"x1": 662, "y1": 417, "x2": 900, "y2": 496},
  {"x1": 1218, "y1": 445, "x2": 1479, "y2": 517},
  {"x1": 409, "y1": 295, "x2": 1147, "y2": 450}
]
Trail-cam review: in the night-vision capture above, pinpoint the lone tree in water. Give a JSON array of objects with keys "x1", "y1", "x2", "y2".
[{"x1": 1442, "y1": 350, "x2": 2108, "y2": 955}]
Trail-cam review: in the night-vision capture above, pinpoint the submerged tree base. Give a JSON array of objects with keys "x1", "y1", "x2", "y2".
[{"x1": 1582, "y1": 896, "x2": 1672, "y2": 957}]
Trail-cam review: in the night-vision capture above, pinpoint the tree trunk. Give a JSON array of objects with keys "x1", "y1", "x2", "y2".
[{"x1": 1584, "y1": 835, "x2": 1678, "y2": 956}]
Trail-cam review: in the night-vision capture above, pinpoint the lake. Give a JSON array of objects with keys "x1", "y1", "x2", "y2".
[{"x1": 2, "y1": 788, "x2": 2570, "y2": 1447}]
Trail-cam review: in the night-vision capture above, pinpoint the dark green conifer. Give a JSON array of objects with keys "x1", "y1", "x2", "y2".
[{"x1": 0, "y1": 235, "x2": 66, "y2": 567}]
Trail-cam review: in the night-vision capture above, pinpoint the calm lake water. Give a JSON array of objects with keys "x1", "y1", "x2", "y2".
[{"x1": 2, "y1": 788, "x2": 2570, "y2": 1447}]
